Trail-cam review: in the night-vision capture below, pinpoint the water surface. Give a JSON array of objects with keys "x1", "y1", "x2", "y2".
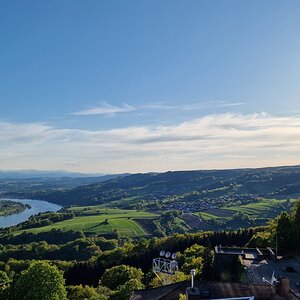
[{"x1": 0, "y1": 199, "x2": 62, "y2": 228}]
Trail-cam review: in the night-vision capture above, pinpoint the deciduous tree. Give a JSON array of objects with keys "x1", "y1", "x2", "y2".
[{"x1": 14, "y1": 261, "x2": 67, "y2": 300}]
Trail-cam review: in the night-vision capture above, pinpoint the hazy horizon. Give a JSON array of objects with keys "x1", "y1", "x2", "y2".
[{"x1": 1, "y1": 163, "x2": 300, "y2": 177}]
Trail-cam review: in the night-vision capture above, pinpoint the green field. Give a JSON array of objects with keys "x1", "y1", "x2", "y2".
[
  {"x1": 225, "y1": 198, "x2": 297, "y2": 218},
  {"x1": 13, "y1": 199, "x2": 297, "y2": 237},
  {"x1": 17, "y1": 209, "x2": 159, "y2": 237},
  {"x1": 68, "y1": 206, "x2": 132, "y2": 213},
  {"x1": 197, "y1": 212, "x2": 222, "y2": 220},
  {"x1": 197, "y1": 198, "x2": 297, "y2": 220},
  {"x1": 174, "y1": 217, "x2": 191, "y2": 231}
]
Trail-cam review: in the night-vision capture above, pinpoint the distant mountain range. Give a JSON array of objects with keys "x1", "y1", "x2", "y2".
[
  {"x1": 0, "y1": 172, "x2": 128, "y2": 196},
  {"x1": 5, "y1": 165, "x2": 300, "y2": 207},
  {"x1": 0, "y1": 170, "x2": 108, "y2": 179}
]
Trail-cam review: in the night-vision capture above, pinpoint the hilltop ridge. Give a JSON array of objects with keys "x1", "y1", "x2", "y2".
[{"x1": 6, "y1": 165, "x2": 300, "y2": 207}]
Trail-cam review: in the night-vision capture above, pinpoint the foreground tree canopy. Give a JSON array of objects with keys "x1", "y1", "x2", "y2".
[
  {"x1": 100, "y1": 264, "x2": 144, "y2": 291},
  {"x1": 14, "y1": 261, "x2": 67, "y2": 300}
]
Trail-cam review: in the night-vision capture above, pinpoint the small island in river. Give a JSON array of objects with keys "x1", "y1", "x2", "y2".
[{"x1": 0, "y1": 200, "x2": 31, "y2": 216}]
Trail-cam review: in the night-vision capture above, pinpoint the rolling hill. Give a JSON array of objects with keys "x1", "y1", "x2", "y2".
[{"x1": 6, "y1": 165, "x2": 300, "y2": 207}]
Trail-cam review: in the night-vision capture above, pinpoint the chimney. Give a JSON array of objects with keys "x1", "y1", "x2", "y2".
[{"x1": 277, "y1": 277, "x2": 289, "y2": 298}]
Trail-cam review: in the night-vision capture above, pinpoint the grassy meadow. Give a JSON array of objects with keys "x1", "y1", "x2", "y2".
[
  {"x1": 16, "y1": 208, "x2": 159, "y2": 237},
  {"x1": 197, "y1": 198, "x2": 297, "y2": 221},
  {"x1": 12, "y1": 198, "x2": 297, "y2": 238}
]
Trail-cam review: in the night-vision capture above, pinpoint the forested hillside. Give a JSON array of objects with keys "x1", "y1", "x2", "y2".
[
  {"x1": 0, "y1": 174, "x2": 124, "y2": 196},
  {"x1": 10, "y1": 166, "x2": 300, "y2": 207}
]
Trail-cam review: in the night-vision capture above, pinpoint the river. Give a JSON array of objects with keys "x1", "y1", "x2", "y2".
[{"x1": 0, "y1": 199, "x2": 62, "y2": 228}]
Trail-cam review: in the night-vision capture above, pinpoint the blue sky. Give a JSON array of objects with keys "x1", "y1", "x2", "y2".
[{"x1": 1, "y1": 0, "x2": 300, "y2": 173}]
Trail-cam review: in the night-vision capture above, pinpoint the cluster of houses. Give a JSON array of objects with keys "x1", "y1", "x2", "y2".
[{"x1": 158, "y1": 194, "x2": 257, "y2": 213}]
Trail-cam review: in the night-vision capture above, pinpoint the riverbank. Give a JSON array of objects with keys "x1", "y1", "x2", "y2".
[
  {"x1": 0, "y1": 199, "x2": 31, "y2": 216},
  {"x1": 0, "y1": 199, "x2": 62, "y2": 228}
]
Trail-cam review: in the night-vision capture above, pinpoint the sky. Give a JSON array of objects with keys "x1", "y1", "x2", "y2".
[{"x1": 1, "y1": 0, "x2": 300, "y2": 173}]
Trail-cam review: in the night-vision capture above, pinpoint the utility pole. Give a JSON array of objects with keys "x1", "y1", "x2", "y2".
[{"x1": 275, "y1": 231, "x2": 278, "y2": 259}]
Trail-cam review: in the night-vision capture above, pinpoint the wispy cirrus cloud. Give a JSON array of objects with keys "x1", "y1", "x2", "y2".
[
  {"x1": 71, "y1": 101, "x2": 136, "y2": 116},
  {"x1": 1, "y1": 113, "x2": 300, "y2": 173},
  {"x1": 71, "y1": 101, "x2": 244, "y2": 116},
  {"x1": 141, "y1": 101, "x2": 244, "y2": 111}
]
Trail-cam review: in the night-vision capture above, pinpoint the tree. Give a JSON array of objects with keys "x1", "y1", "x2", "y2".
[
  {"x1": 179, "y1": 294, "x2": 187, "y2": 300},
  {"x1": 179, "y1": 244, "x2": 205, "y2": 278},
  {"x1": 0, "y1": 270, "x2": 10, "y2": 289},
  {"x1": 100, "y1": 265, "x2": 143, "y2": 291},
  {"x1": 248, "y1": 230, "x2": 273, "y2": 248},
  {"x1": 276, "y1": 212, "x2": 295, "y2": 252},
  {"x1": 248, "y1": 199, "x2": 300, "y2": 254},
  {"x1": 149, "y1": 271, "x2": 188, "y2": 288},
  {"x1": 0, "y1": 270, "x2": 11, "y2": 298},
  {"x1": 201, "y1": 246, "x2": 214, "y2": 280},
  {"x1": 292, "y1": 199, "x2": 300, "y2": 251},
  {"x1": 67, "y1": 285, "x2": 107, "y2": 300},
  {"x1": 231, "y1": 256, "x2": 244, "y2": 282},
  {"x1": 14, "y1": 261, "x2": 67, "y2": 300},
  {"x1": 112, "y1": 279, "x2": 144, "y2": 300}
]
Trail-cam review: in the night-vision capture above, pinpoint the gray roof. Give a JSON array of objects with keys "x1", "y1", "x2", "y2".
[{"x1": 131, "y1": 280, "x2": 300, "y2": 300}]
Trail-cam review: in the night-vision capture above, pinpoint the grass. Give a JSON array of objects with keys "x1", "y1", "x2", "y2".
[
  {"x1": 197, "y1": 212, "x2": 221, "y2": 220},
  {"x1": 174, "y1": 217, "x2": 191, "y2": 231},
  {"x1": 14, "y1": 199, "x2": 297, "y2": 237},
  {"x1": 16, "y1": 208, "x2": 159, "y2": 237},
  {"x1": 224, "y1": 198, "x2": 297, "y2": 218},
  {"x1": 68, "y1": 206, "x2": 156, "y2": 216},
  {"x1": 196, "y1": 198, "x2": 297, "y2": 221},
  {"x1": 69, "y1": 206, "x2": 130, "y2": 214}
]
